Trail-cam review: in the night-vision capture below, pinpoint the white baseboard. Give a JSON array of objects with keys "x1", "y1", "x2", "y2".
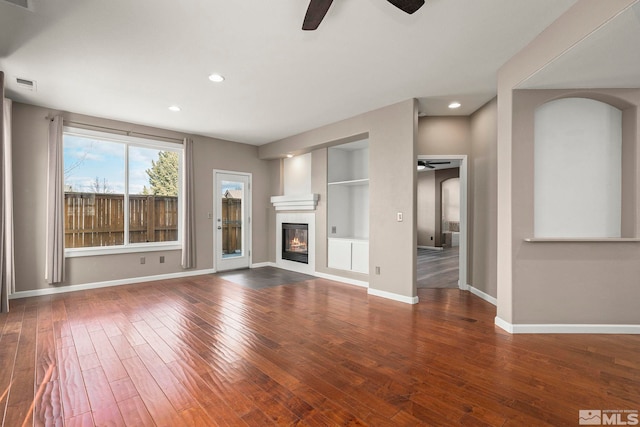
[
  {"x1": 251, "y1": 262, "x2": 276, "y2": 269},
  {"x1": 494, "y1": 316, "x2": 513, "y2": 333},
  {"x1": 417, "y1": 245, "x2": 443, "y2": 251},
  {"x1": 313, "y1": 271, "x2": 369, "y2": 288},
  {"x1": 468, "y1": 285, "x2": 497, "y2": 306},
  {"x1": 260, "y1": 267, "x2": 418, "y2": 306},
  {"x1": 494, "y1": 317, "x2": 640, "y2": 334},
  {"x1": 367, "y1": 288, "x2": 419, "y2": 304},
  {"x1": 9, "y1": 268, "x2": 217, "y2": 299}
]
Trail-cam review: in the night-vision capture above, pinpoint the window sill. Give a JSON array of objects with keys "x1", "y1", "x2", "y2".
[
  {"x1": 65, "y1": 243, "x2": 181, "y2": 258},
  {"x1": 524, "y1": 238, "x2": 640, "y2": 243}
]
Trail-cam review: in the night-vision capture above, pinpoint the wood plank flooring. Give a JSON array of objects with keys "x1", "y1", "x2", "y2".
[
  {"x1": 1, "y1": 271, "x2": 639, "y2": 426},
  {"x1": 217, "y1": 267, "x2": 315, "y2": 290},
  {"x1": 417, "y1": 247, "x2": 459, "y2": 288}
]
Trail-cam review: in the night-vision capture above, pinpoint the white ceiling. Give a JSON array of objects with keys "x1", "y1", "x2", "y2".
[{"x1": 0, "y1": 0, "x2": 578, "y2": 145}]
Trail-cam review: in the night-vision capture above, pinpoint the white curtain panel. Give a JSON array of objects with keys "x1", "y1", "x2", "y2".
[
  {"x1": 0, "y1": 72, "x2": 14, "y2": 312},
  {"x1": 181, "y1": 137, "x2": 196, "y2": 269},
  {"x1": 2, "y1": 98, "x2": 15, "y2": 303},
  {"x1": 45, "y1": 116, "x2": 65, "y2": 284}
]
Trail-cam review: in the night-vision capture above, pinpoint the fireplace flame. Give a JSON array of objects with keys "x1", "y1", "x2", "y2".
[{"x1": 289, "y1": 236, "x2": 307, "y2": 252}]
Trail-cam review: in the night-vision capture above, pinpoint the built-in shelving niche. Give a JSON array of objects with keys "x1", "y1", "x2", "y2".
[{"x1": 327, "y1": 139, "x2": 369, "y2": 274}]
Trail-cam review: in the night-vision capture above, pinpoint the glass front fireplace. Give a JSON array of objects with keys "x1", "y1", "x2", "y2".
[{"x1": 282, "y1": 223, "x2": 308, "y2": 264}]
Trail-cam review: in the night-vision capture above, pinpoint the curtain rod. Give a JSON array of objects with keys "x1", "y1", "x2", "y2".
[{"x1": 45, "y1": 116, "x2": 184, "y2": 144}]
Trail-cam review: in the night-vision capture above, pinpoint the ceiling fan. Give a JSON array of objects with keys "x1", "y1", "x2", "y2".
[
  {"x1": 303, "y1": 0, "x2": 425, "y2": 30},
  {"x1": 417, "y1": 160, "x2": 450, "y2": 171}
]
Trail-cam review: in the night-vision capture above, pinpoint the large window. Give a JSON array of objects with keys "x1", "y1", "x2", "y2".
[{"x1": 63, "y1": 127, "x2": 182, "y2": 254}]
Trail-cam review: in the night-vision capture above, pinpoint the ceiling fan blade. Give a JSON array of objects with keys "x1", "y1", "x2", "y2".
[
  {"x1": 386, "y1": 0, "x2": 425, "y2": 14},
  {"x1": 303, "y1": 0, "x2": 334, "y2": 30}
]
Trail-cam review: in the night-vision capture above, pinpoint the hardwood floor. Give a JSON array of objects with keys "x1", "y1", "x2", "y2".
[
  {"x1": 1, "y1": 271, "x2": 639, "y2": 426},
  {"x1": 217, "y1": 267, "x2": 315, "y2": 290},
  {"x1": 417, "y1": 247, "x2": 459, "y2": 288}
]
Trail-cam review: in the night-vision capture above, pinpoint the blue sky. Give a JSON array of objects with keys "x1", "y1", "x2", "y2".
[
  {"x1": 63, "y1": 134, "x2": 166, "y2": 194},
  {"x1": 64, "y1": 134, "x2": 245, "y2": 197},
  {"x1": 221, "y1": 180, "x2": 243, "y2": 197}
]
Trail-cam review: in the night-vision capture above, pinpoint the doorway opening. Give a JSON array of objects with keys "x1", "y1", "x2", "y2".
[{"x1": 416, "y1": 155, "x2": 467, "y2": 289}]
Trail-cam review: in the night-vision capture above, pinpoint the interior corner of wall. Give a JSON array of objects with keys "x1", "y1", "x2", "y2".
[{"x1": 494, "y1": 316, "x2": 513, "y2": 334}]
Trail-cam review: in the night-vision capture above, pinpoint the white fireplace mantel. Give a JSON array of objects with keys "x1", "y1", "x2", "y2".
[{"x1": 270, "y1": 194, "x2": 319, "y2": 211}]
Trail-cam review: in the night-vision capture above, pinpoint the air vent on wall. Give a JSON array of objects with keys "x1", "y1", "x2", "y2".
[
  {"x1": 16, "y1": 77, "x2": 37, "y2": 91},
  {"x1": 2, "y1": 0, "x2": 31, "y2": 10}
]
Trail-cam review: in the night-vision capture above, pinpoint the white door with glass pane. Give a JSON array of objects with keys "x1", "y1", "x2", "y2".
[{"x1": 214, "y1": 171, "x2": 251, "y2": 271}]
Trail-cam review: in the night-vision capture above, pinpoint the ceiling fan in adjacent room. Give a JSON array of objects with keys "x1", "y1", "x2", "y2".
[
  {"x1": 417, "y1": 160, "x2": 450, "y2": 171},
  {"x1": 303, "y1": 0, "x2": 425, "y2": 30}
]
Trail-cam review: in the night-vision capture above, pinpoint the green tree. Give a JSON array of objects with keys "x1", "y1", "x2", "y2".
[{"x1": 145, "y1": 151, "x2": 178, "y2": 196}]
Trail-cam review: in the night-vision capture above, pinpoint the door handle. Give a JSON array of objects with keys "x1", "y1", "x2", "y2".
[{"x1": 217, "y1": 226, "x2": 222, "y2": 230}]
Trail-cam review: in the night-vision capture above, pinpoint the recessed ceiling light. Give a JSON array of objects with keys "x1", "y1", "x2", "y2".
[
  {"x1": 168, "y1": 105, "x2": 181, "y2": 112},
  {"x1": 286, "y1": 154, "x2": 294, "y2": 158},
  {"x1": 448, "y1": 102, "x2": 461, "y2": 109},
  {"x1": 208, "y1": 73, "x2": 225, "y2": 83}
]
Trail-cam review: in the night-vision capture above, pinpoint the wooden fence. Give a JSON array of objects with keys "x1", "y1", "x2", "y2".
[
  {"x1": 222, "y1": 198, "x2": 242, "y2": 255},
  {"x1": 64, "y1": 193, "x2": 178, "y2": 248},
  {"x1": 65, "y1": 193, "x2": 242, "y2": 253}
]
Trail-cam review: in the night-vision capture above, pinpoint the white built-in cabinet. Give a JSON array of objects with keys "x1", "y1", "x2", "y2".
[{"x1": 327, "y1": 140, "x2": 369, "y2": 274}]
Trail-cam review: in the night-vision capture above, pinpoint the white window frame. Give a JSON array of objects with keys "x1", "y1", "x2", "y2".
[{"x1": 63, "y1": 126, "x2": 183, "y2": 257}]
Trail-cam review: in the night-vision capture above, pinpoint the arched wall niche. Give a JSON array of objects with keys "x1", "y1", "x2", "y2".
[
  {"x1": 537, "y1": 92, "x2": 635, "y2": 110},
  {"x1": 511, "y1": 88, "x2": 640, "y2": 240},
  {"x1": 534, "y1": 97, "x2": 623, "y2": 238}
]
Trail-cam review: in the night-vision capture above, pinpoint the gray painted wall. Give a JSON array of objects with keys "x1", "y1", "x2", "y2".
[
  {"x1": 262, "y1": 103, "x2": 499, "y2": 300},
  {"x1": 496, "y1": 0, "x2": 639, "y2": 324},
  {"x1": 11, "y1": 99, "x2": 499, "y2": 304},
  {"x1": 260, "y1": 99, "x2": 418, "y2": 300},
  {"x1": 418, "y1": 110, "x2": 497, "y2": 297},
  {"x1": 470, "y1": 98, "x2": 498, "y2": 298},
  {"x1": 511, "y1": 88, "x2": 640, "y2": 324},
  {"x1": 416, "y1": 112, "x2": 498, "y2": 298},
  {"x1": 11, "y1": 102, "x2": 276, "y2": 292},
  {"x1": 417, "y1": 171, "x2": 435, "y2": 247},
  {"x1": 433, "y1": 168, "x2": 461, "y2": 248}
]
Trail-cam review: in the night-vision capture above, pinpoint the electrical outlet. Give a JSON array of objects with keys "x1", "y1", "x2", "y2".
[
  {"x1": 397, "y1": 212, "x2": 403, "y2": 222},
  {"x1": 331, "y1": 226, "x2": 336, "y2": 234},
  {"x1": 207, "y1": 212, "x2": 213, "y2": 219},
  {"x1": 159, "y1": 256, "x2": 165, "y2": 264},
  {"x1": 430, "y1": 236, "x2": 433, "y2": 241},
  {"x1": 140, "y1": 256, "x2": 145, "y2": 265},
  {"x1": 375, "y1": 266, "x2": 380, "y2": 275}
]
